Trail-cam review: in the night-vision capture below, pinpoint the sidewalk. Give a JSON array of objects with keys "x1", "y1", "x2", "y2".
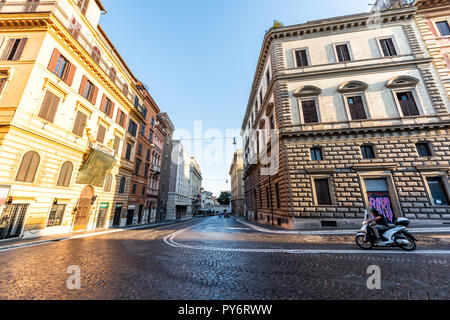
[
  {"x1": 0, "y1": 217, "x2": 195, "y2": 252},
  {"x1": 236, "y1": 218, "x2": 450, "y2": 235}
]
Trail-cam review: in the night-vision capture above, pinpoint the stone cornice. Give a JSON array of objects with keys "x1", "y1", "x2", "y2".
[{"x1": 242, "y1": 6, "x2": 418, "y2": 129}]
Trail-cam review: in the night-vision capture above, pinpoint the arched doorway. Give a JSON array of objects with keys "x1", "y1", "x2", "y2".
[{"x1": 73, "y1": 186, "x2": 94, "y2": 232}]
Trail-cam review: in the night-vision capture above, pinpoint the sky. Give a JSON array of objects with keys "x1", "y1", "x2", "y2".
[{"x1": 100, "y1": 0, "x2": 370, "y2": 196}]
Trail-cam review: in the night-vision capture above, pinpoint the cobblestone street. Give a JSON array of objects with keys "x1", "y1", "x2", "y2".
[{"x1": 0, "y1": 216, "x2": 449, "y2": 300}]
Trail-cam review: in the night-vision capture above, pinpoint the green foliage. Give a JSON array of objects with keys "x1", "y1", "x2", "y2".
[
  {"x1": 272, "y1": 20, "x2": 284, "y2": 29},
  {"x1": 217, "y1": 191, "x2": 231, "y2": 206}
]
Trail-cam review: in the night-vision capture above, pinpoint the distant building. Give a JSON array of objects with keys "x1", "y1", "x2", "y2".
[
  {"x1": 229, "y1": 150, "x2": 245, "y2": 217},
  {"x1": 201, "y1": 188, "x2": 214, "y2": 208},
  {"x1": 189, "y1": 158, "x2": 202, "y2": 215}
]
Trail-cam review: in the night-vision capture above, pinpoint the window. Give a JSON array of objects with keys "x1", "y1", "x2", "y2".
[
  {"x1": 149, "y1": 130, "x2": 154, "y2": 142},
  {"x1": 119, "y1": 177, "x2": 126, "y2": 194},
  {"x1": 427, "y1": 177, "x2": 449, "y2": 206},
  {"x1": 436, "y1": 21, "x2": 450, "y2": 37},
  {"x1": 361, "y1": 146, "x2": 375, "y2": 159},
  {"x1": 379, "y1": 38, "x2": 397, "y2": 57},
  {"x1": 140, "y1": 123, "x2": 146, "y2": 136},
  {"x1": 142, "y1": 186, "x2": 146, "y2": 196},
  {"x1": 72, "y1": 110, "x2": 87, "y2": 137},
  {"x1": 335, "y1": 44, "x2": 351, "y2": 62},
  {"x1": 0, "y1": 78, "x2": 6, "y2": 96},
  {"x1": 314, "y1": 178, "x2": 332, "y2": 205},
  {"x1": 57, "y1": 161, "x2": 73, "y2": 187},
  {"x1": 101, "y1": 95, "x2": 114, "y2": 118},
  {"x1": 301, "y1": 100, "x2": 319, "y2": 123},
  {"x1": 77, "y1": 0, "x2": 90, "y2": 15},
  {"x1": 397, "y1": 92, "x2": 419, "y2": 116},
  {"x1": 266, "y1": 187, "x2": 270, "y2": 208},
  {"x1": 96, "y1": 125, "x2": 106, "y2": 144},
  {"x1": 295, "y1": 49, "x2": 309, "y2": 67},
  {"x1": 270, "y1": 115, "x2": 275, "y2": 130},
  {"x1": 109, "y1": 68, "x2": 117, "y2": 83},
  {"x1": 16, "y1": 151, "x2": 40, "y2": 183},
  {"x1": 132, "y1": 184, "x2": 137, "y2": 194},
  {"x1": 144, "y1": 163, "x2": 149, "y2": 178},
  {"x1": 38, "y1": 91, "x2": 60, "y2": 123},
  {"x1": 310, "y1": 148, "x2": 323, "y2": 161},
  {"x1": 47, "y1": 204, "x2": 66, "y2": 227},
  {"x1": 137, "y1": 143, "x2": 143, "y2": 156},
  {"x1": 82, "y1": 79, "x2": 94, "y2": 101},
  {"x1": 151, "y1": 117, "x2": 155, "y2": 127},
  {"x1": 91, "y1": 46, "x2": 101, "y2": 64},
  {"x1": 146, "y1": 149, "x2": 151, "y2": 161},
  {"x1": 275, "y1": 183, "x2": 281, "y2": 208},
  {"x1": 347, "y1": 96, "x2": 367, "y2": 120},
  {"x1": 128, "y1": 120, "x2": 138, "y2": 137},
  {"x1": 135, "y1": 159, "x2": 141, "y2": 175},
  {"x1": 416, "y1": 143, "x2": 432, "y2": 157},
  {"x1": 113, "y1": 135, "x2": 121, "y2": 153},
  {"x1": 1, "y1": 38, "x2": 27, "y2": 61},
  {"x1": 104, "y1": 174, "x2": 113, "y2": 192},
  {"x1": 116, "y1": 109, "x2": 126, "y2": 128},
  {"x1": 266, "y1": 70, "x2": 271, "y2": 87},
  {"x1": 125, "y1": 142, "x2": 133, "y2": 160},
  {"x1": 54, "y1": 55, "x2": 69, "y2": 79}
]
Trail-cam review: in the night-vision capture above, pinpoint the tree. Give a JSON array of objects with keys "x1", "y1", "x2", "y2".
[{"x1": 217, "y1": 191, "x2": 230, "y2": 206}]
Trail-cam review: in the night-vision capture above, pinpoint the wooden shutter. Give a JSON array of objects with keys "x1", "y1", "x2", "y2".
[
  {"x1": 57, "y1": 162, "x2": 73, "y2": 187},
  {"x1": 398, "y1": 92, "x2": 419, "y2": 116},
  {"x1": 79, "y1": 75, "x2": 87, "y2": 95},
  {"x1": 38, "y1": 91, "x2": 60, "y2": 123},
  {"x1": 96, "y1": 125, "x2": 106, "y2": 143},
  {"x1": 48, "y1": 48, "x2": 61, "y2": 73},
  {"x1": 109, "y1": 101, "x2": 115, "y2": 118},
  {"x1": 12, "y1": 38, "x2": 27, "y2": 60},
  {"x1": 1, "y1": 39, "x2": 15, "y2": 60},
  {"x1": 315, "y1": 179, "x2": 332, "y2": 205},
  {"x1": 91, "y1": 85, "x2": 99, "y2": 105},
  {"x1": 347, "y1": 96, "x2": 366, "y2": 120},
  {"x1": 16, "y1": 151, "x2": 40, "y2": 183},
  {"x1": 113, "y1": 135, "x2": 121, "y2": 153},
  {"x1": 100, "y1": 94, "x2": 106, "y2": 113},
  {"x1": 72, "y1": 111, "x2": 87, "y2": 137},
  {"x1": 302, "y1": 100, "x2": 318, "y2": 123},
  {"x1": 65, "y1": 63, "x2": 76, "y2": 86}
]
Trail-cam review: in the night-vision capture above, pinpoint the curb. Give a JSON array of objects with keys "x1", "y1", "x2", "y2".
[
  {"x1": 0, "y1": 217, "x2": 196, "y2": 252},
  {"x1": 236, "y1": 218, "x2": 450, "y2": 236}
]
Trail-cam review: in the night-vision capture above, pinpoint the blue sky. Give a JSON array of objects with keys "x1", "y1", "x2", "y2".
[{"x1": 101, "y1": 0, "x2": 370, "y2": 196}]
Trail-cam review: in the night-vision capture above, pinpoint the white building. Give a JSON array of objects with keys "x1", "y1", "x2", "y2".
[
  {"x1": 166, "y1": 140, "x2": 192, "y2": 220},
  {"x1": 189, "y1": 158, "x2": 202, "y2": 214}
]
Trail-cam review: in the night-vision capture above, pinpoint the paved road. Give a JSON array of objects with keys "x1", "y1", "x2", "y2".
[{"x1": 0, "y1": 216, "x2": 448, "y2": 300}]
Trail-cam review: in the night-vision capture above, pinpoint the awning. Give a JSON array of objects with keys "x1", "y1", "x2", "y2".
[{"x1": 76, "y1": 148, "x2": 116, "y2": 187}]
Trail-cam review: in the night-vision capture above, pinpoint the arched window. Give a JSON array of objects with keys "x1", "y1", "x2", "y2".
[
  {"x1": 294, "y1": 85, "x2": 322, "y2": 97},
  {"x1": 109, "y1": 67, "x2": 117, "y2": 83},
  {"x1": 338, "y1": 81, "x2": 369, "y2": 94},
  {"x1": 57, "y1": 161, "x2": 73, "y2": 187},
  {"x1": 119, "y1": 176, "x2": 126, "y2": 194},
  {"x1": 91, "y1": 46, "x2": 101, "y2": 64},
  {"x1": 103, "y1": 173, "x2": 113, "y2": 192},
  {"x1": 122, "y1": 83, "x2": 129, "y2": 97},
  {"x1": 16, "y1": 151, "x2": 40, "y2": 182}
]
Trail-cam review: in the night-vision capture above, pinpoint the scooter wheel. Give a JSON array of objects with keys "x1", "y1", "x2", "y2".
[
  {"x1": 356, "y1": 234, "x2": 373, "y2": 250},
  {"x1": 399, "y1": 235, "x2": 416, "y2": 251}
]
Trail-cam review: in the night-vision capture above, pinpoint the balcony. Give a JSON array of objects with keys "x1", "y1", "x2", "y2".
[
  {"x1": 0, "y1": 1, "x2": 137, "y2": 106},
  {"x1": 146, "y1": 188, "x2": 158, "y2": 197},
  {"x1": 151, "y1": 164, "x2": 161, "y2": 173}
]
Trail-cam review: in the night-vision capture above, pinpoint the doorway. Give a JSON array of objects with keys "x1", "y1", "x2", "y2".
[
  {"x1": 113, "y1": 204, "x2": 122, "y2": 227},
  {"x1": 73, "y1": 186, "x2": 94, "y2": 232},
  {"x1": 126, "y1": 209, "x2": 135, "y2": 226},
  {"x1": 365, "y1": 178, "x2": 396, "y2": 223}
]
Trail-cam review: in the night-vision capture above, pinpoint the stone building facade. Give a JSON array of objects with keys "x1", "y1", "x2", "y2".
[
  {"x1": 242, "y1": 6, "x2": 450, "y2": 230},
  {"x1": 189, "y1": 158, "x2": 202, "y2": 215},
  {"x1": 229, "y1": 150, "x2": 245, "y2": 217}
]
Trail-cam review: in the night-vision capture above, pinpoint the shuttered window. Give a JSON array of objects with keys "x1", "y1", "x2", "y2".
[
  {"x1": 47, "y1": 48, "x2": 76, "y2": 86},
  {"x1": 347, "y1": 96, "x2": 367, "y2": 120},
  {"x1": 314, "y1": 179, "x2": 332, "y2": 205},
  {"x1": 397, "y1": 92, "x2": 419, "y2": 116},
  {"x1": 96, "y1": 125, "x2": 106, "y2": 144},
  {"x1": 336, "y1": 44, "x2": 351, "y2": 62},
  {"x1": 79, "y1": 75, "x2": 98, "y2": 105},
  {"x1": 100, "y1": 95, "x2": 115, "y2": 118},
  {"x1": 38, "y1": 91, "x2": 60, "y2": 123},
  {"x1": 1, "y1": 38, "x2": 27, "y2": 61},
  {"x1": 295, "y1": 49, "x2": 309, "y2": 67},
  {"x1": 77, "y1": 0, "x2": 90, "y2": 14},
  {"x1": 57, "y1": 161, "x2": 73, "y2": 187},
  {"x1": 128, "y1": 120, "x2": 138, "y2": 137},
  {"x1": 301, "y1": 100, "x2": 319, "y2": 123},
  {"x1": 104, "y1": 174, "x2": 113, "y2": 192},
  {"x1": 116, "y1": 109, "x2": 126, "y2": 128},
  {"x1": 16, "y1": 151, "x2": 40, "y2": 183},
  {"x1": 72, "y1": 111, "x2": 87, "y2": 137},
  {"x1": 379, "y1": 38, "x2": 397, "y2": 57}
]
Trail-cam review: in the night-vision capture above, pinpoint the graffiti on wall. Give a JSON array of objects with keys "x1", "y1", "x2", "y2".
[{"x1": 368, "y1": 192, "x2": 395, "y2": 223}]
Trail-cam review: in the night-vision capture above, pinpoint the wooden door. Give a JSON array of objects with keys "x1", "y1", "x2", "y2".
[{"x1": 73, "y1": 186, "x2": 94, "y2": 232}]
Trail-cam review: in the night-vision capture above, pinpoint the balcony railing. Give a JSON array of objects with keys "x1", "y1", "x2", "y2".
[
  {"x1": 146, "y1": 188, "x2": 158, "y2": 197},
  {"x1": 151, "y1": 164, "x2": 161, "y2": 173},
  {"x1": 0, "y1": 1, "x2": 139, "y2": 109}
]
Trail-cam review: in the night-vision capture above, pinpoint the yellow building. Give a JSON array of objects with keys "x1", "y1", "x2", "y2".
[
  {"x1": 414, "y1": 0, "x2": 450, "y2": 100},
  {"x1": 0, "y1": 0, "x2": 147, "y2": 239}
]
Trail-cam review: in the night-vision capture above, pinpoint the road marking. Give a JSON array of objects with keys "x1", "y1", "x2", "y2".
[{"x1": 163, "y1": 219, "x2": 450, "y2": 255}]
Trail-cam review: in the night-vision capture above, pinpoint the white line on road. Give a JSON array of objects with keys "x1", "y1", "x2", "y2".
[{"x1": 163, "y1": 218, "x2": 450, "y2": 255}]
